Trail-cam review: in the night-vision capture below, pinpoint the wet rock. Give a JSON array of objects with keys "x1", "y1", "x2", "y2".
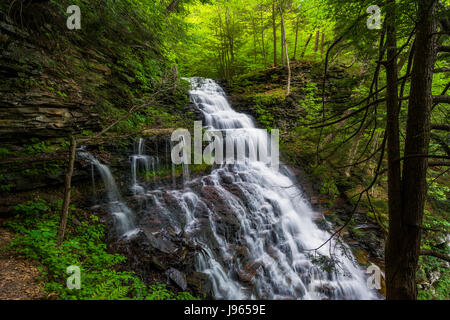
[
  {"x1": 238, "y1": 261, "x2": 262, "y2": 283},
  {"x1": 317, "y1": 284, "x2": 336, "y2": 298},
  {"x1": 142, "y1": 228, "x2": 177, "y2": 255},
  {"x1": 233, "y1": 246, "x2": 251, "y2": 264},
  {"x1": 219, "y1": 171, "x2": 234, "y2": 184},
  {"x1": 166, "y1": 268, "x2": 187, "y2": 291},
  {"x1": 186, "y1": 272, "x2": 212, "y2": 298},
  {"x1": 200, "y1": 185, "x2": 242, "y2": 239}
]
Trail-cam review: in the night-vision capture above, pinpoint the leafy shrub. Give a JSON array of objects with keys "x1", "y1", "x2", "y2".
[{"x1": 6, "y1": 198, "x2": 198, "y2": 300}]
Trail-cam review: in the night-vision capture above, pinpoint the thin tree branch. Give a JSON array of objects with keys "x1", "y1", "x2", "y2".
[{"x1": 420, "y1": 250, "x2": 450, "y2": 262}]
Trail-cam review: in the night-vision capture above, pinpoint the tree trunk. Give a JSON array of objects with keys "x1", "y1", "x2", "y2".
[
  {"x1": 279, "y1": 2, "x2": 291, "y2": 95},
  {"x1": 314, "y1": 30, "x2": 320, "y2": 52},
  {"x1": 293, "y1": 17, "x2": 299, "y2": 60},
  {"x1": 301, "y1": 33, "x2": 313, "y2": 58},
  {"x1": 281, "y1": 19, "x2": 285, "y2": 65},
  {"x1": 261, "y1": 10, "x2": 267, "y2": 66},
  {"x1": 386, "y1": 0, "x2": 438, "y2": 300},
  {"x1": 272, "y1": 2, "x2": 277, "y2": 67},
  {"x1": 57, "y1": 136, "x2": 77, "y2": 247},
  {"x1": 320, "y1": 32, "x2": 325, "y2": 57},
  {"x1": 384, "y1": 0, "x2": 404, "y2": 299},
  {"x1": 251, "y1": 16, "x2": 258, "y2": 64}
]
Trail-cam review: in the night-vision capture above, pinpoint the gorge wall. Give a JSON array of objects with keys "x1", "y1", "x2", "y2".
[{"x1": 0, "y1": 2, "x2": 193, "y2": 214}]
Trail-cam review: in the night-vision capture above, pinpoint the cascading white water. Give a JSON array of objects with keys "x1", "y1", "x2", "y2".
[
  {"x1": 138, "y1": 77, "x2": 376, "y2": 299},
  {"x1": 82, "y1": 78, "x2": 377, "y2": 299},
  {"x1": 180, "y1": 135, "x2": 190, "y2": 183},
  {"x1": 130, "y1": 138, "x2": 150, "y2": 195},
  {"x1": 130, "y1": 138, "x2": 161, "y2": 193},
  {"x1": 80, "y1": 152, "x2": 136, "y2": 236}
]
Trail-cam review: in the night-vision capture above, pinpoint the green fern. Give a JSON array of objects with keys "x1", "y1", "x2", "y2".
[{"x1": 92, "y1": 280, "x2": 130, "y2": 300}]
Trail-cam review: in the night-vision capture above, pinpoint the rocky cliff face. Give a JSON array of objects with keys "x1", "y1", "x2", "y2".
[
  {"x1": 0, "y1": 4, "x2": 191, "y2": 214},
  {"x1": 0, "y1": 8, "x2": 102, "y2": 210},
  {"x1": 0, "y1": 9, "x2": 105, "y2": 147}
]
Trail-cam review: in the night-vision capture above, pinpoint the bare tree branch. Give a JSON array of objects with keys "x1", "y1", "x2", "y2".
[
  {"x1": 431, "y1": 124, "x2": 450, "y2": 131},
  {"x1": 433, "y1": 95, "x2": 450, "y2": 104},
  {"x1": 420, "y1": 250, "x2": 450, "y2": 262},
  {"x1": 429, "y1": 162, "x2": 450, "y2": 167}
]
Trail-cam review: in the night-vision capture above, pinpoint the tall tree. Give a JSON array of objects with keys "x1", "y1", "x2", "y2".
[
  {"x1": 301, "y1": 32, "x2": 313, "y2": 57},
  {"x1": 293, "y1": 16, "x2": 300, "y2": 60},
  {"x1": 273, "y1": 1, "x2": 277, "y2": 66},
  {"x1": 384, "y1": 0, "x2": 403, "y2": 299},
  {"x1": 314, "y1": 29, "x2": 320, "y2": 52},
  {"x1": 278, "y1": 0, "x2": 291, "y2": 95},
  {"x1": 261, "y1": 9, "x2": 267, "y2": 66},
  {"x1": 385, "y1": 0, "x2": 438, "y2": 299},
  {"x1": 281, "y1": 15, "x2": 285, "y2": 65},
  {"x1": 320, "y1": 32, "x2": 325, "y2": 57}
]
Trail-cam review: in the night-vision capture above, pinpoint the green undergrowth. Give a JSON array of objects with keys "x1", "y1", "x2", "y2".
[{"x1": 4, "y1": 198, "x2": 198, "y2": 300}]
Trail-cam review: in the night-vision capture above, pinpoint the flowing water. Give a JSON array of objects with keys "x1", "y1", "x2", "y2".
[
  {"x1": 84, "y1": 78, "x2": 377, "y2": 299},
  {"x1": 80, "y1": 152, "x2": 136, "y2": 236},
  {"x1": 141, "y1": 78, "x2": 376, "y2": 299},
  {"x1": 130, "y1": 138, "x2": 160, "y2": 194}
]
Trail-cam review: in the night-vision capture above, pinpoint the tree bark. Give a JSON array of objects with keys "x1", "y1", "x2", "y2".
[
  {"x1": 420, "y1": 250, "x2": 450, "y2": 263},
  {"x1": 431, "y1": 124, "x2": 450, "y2": 131},
  {"x1": 293, "y1": 17, "x2": 299, "y2": 60},
  {"x1": 321, "y1": 32, "x2": 325, "y2": 57},
  {"x1": 278, "y1": 2, "x2": 291, "y2": 95},
  {"x1": 281, "y1": 17, "x2": 285, "y2": 65},
  {"x1": 384, "y1": 0, "x2": 404, "y2": 299},
  {"x1": 432, "y1": 95, "x2": 450, "y2": 103},
  {"x1": 272, "y1": 1, "x2": 277, "y2": 67},
  {"x1": 261, "y1": 10, "x2": 267, "y2": 66},
  {"x1": 387, "y1": 0, "x2": 438, "y2": 300},
  {"x1": 314, "y1": 30, "x2": 320, "y2": 52},
  {"x1": 57, "y1": 136, "x2": 77, "y2": 247},
  {"x1": 251, "y1": 16, "x2": 258, "y2": 64},
  {"x1": 301, "y1": 33, "x2": 313, "y2": 58}
]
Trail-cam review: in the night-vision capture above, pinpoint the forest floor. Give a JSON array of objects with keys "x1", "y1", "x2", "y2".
[{"x1": 0, "y1": 222, "x2": 45, "y2": 300}]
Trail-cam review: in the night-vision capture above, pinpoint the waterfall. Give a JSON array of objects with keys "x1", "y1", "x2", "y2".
[
  {"x1": 80, "y1": 152, "x2": 136, "y2": 236},
  {"x1": 84, "y1": 77, "x2": 377, "y2": 299},
  {"x1": 134, "y1": 77, "x2": 376, "y2": 300},
  {"x1": 130, "y1": 138, "x2": 152, "y2": 195},
  {"x1": 180, "y1": 135, "x2": 190, "y2": 183},
  {"x1": 170, "y1": 140, "x2": 177, "y2": 188},
  {"x1": 91, "y1": 163, "x2": 97, "y2": 201}
]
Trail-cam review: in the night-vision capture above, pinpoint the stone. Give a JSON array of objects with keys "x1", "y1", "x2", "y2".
[
  {"x1": 142, "y1": 228, "x2": 177, "y2": 255},
  {"x1": 166, "y1": 267, "x2": 187, "y2": 291}
]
